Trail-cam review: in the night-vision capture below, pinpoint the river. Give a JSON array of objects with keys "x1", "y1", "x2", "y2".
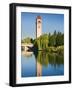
[{"x1": 21, "y1": 51, "x2": 64, "y2": 77}]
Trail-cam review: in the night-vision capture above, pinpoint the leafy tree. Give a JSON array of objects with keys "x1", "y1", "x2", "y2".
[
  {"x1": 21, "y1": 37, "x2": 33, "y2": 44},
  {"x1": 22, "y1": 31, "x2": 64, "y2": 51},
  {"x1": 56, "y1": 32, "x2": 64, "y2": 46}
]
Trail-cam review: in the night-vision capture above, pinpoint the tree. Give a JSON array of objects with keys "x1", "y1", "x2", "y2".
[
  {"x1": 21, "y1": 37, "x2": 33, "y2": 44},
  {"x1": 34, "y1": 34, "x2": 49, "y2": 50},
  {"x1": 56, "y1": 32, "x2": 64, "y2": 46},
  {"x1": 49, "y1": 31, "x2": 57, "y2": 47}
]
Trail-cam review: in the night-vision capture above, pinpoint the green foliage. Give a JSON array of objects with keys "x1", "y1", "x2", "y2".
[
  {"x1": 34, "y1": 34, "x2": 49, "y2": 50},
  {"x1": 45, "y1": 46, "x2": 64, "y2": 55},
  {"x1": 56, "y1": 46, "x2": 64, "y2": 55},
  {"x1": 21, "y1": 37, "x2": 33, "y2": 44},
  {"x1": 49, "y1": 31, "x2": 64, "y2": 47},
  {"x1": 34, "y1": 51, "x2": 64, "y2": 66},
  {"x1": 49, "y1": 35, "x2": 56, "y2": 46},
  {"x1": 21, "y1": 31, "x2": 64, "y2": 54},
  {"x1": 34, "y1": 31, "x2": 64, "y2": 50},
  {"x1": 56, "y1": 32, "x2": 64, "y2": 46}
]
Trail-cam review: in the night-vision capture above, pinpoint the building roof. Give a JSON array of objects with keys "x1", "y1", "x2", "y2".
[{"x1": 37, "y1": 16, "x2": 41, "y2": 19}]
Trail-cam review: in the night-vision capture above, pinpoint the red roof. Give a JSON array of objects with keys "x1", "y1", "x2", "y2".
[{"x1": 37, "y1": 16, "x2": 41, "y2": 19}]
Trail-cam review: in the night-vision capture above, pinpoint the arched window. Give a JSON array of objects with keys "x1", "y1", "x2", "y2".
[{"x1": 38, "y1": 21, "x2": 41, "y2": 23}]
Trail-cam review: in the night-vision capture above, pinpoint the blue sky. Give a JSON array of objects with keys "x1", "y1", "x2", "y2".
[{"x1": 21, "y1": 12, "x2": 64, "y2": 39}]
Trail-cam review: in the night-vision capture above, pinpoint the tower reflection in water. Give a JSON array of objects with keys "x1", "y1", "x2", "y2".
[
  {"x1": 21, "y1": 50, "x2": 64, "y2": 77},
  {"x1": 35, "y1": 51, "x2": 49, "y2": 77}
]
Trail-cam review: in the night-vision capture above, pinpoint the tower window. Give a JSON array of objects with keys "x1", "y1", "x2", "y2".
[{"x1": 38, "y1": 21, "x2": 41, "y2": 23}]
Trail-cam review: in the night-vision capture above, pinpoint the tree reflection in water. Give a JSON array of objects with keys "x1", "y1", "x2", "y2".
[
  {"x1": 34, "y1": 51, "x2": 64, "y2": 76},
  {"x1": 21, "y1": 50, "x2": 64, "y2": 77}
]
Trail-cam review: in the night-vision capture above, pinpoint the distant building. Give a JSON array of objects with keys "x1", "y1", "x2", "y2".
[{"x1": 36, "y1": 16, "x2": 42, "y2": 38}]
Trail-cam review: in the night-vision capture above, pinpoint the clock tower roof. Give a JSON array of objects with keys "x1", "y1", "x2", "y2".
[{"x1": 37, "y1": 16, "x2": 41, "y2": 19}]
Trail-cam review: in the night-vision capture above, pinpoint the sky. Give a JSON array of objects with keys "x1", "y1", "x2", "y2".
[{"x1": 21, "y1": 12, "x2": 64, "y2": 39}]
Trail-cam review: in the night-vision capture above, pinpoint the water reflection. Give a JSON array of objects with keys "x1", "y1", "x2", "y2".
[
  {"x1": 21, "y1": 51, "x2": 64, "y2": 77},
  {"x1": 21, "y1": 51, "x2": 33, "y2": 57}
]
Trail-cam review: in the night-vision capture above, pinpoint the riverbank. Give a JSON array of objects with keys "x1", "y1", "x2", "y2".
[{"x1": 39, "y1": 46, "x2": 64, "y2": 55}]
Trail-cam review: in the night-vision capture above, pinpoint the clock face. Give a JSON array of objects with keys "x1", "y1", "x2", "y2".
[
  {"x1": 38, "y1": 21, "x2": 41, "y2": 23},
  {"x1": 37, "y1": 20, "x2": 41, "y2": 28}
]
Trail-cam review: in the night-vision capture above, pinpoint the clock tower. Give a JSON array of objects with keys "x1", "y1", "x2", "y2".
[{"x1": 36, "y1": 16, "x2": 42, "y2": 38}]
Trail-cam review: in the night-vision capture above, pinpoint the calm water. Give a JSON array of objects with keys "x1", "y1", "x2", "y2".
[{"x1": 21, "y1": 51, "x2": 64, "y2": 77}]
